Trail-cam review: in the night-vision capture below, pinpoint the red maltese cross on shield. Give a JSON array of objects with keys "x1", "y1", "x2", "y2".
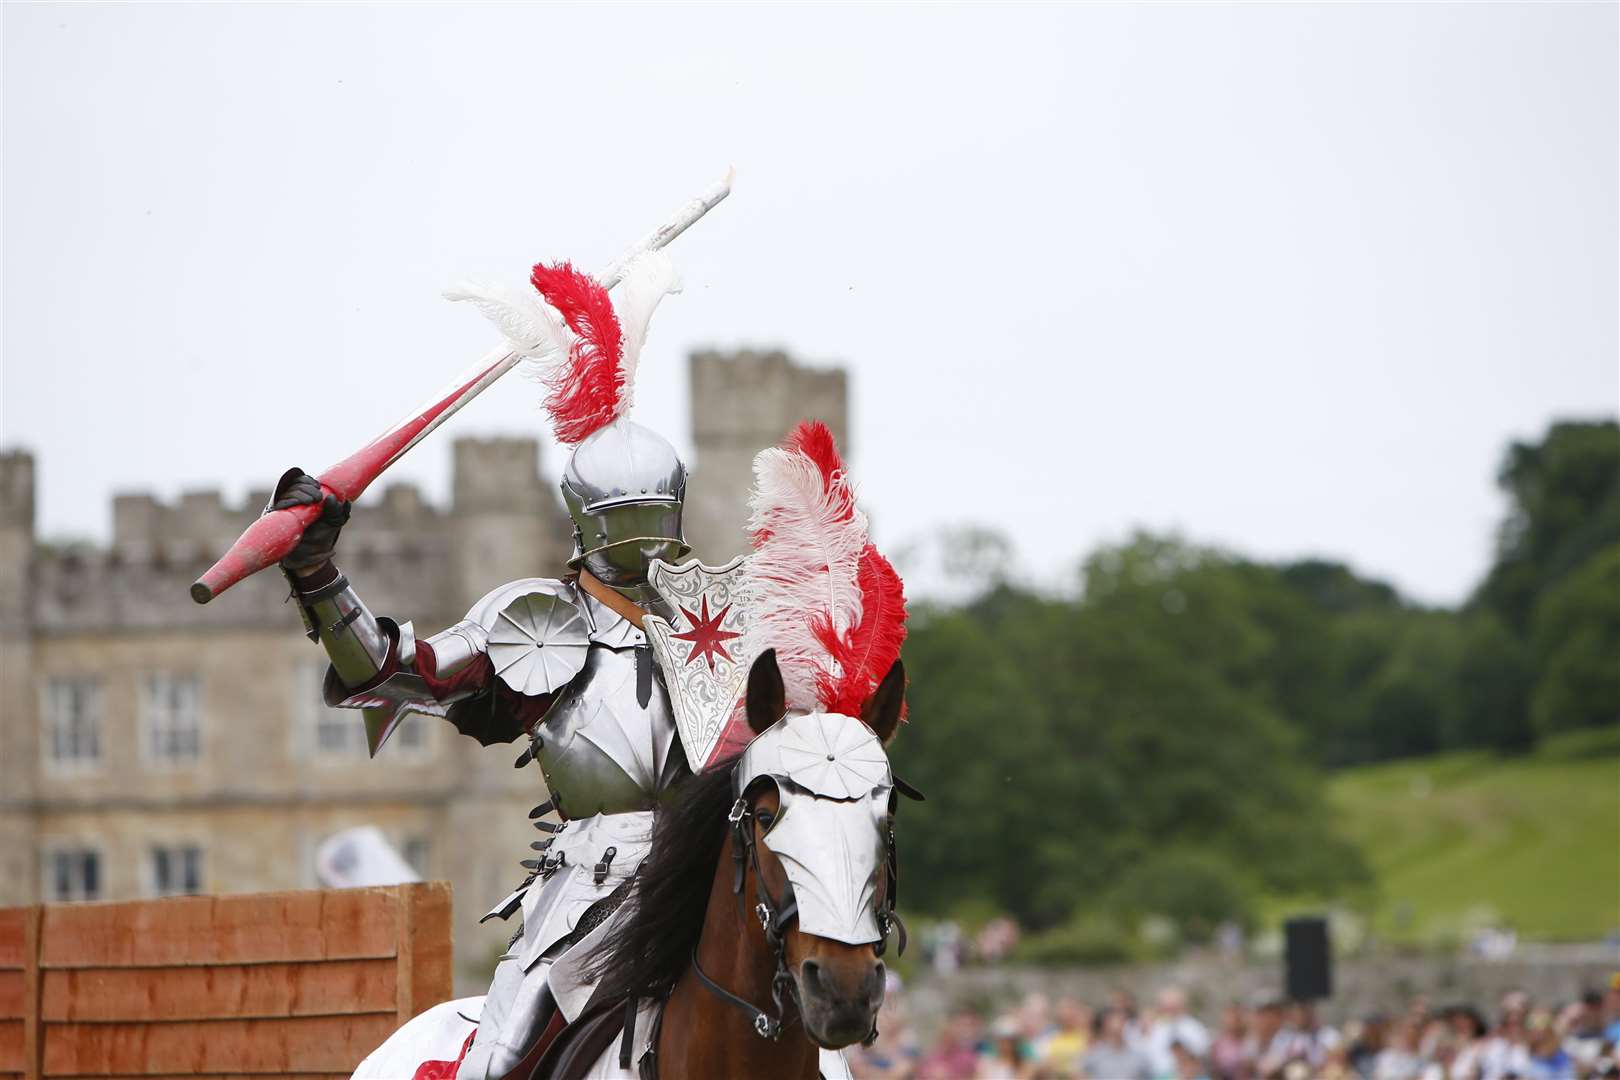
[
  {"x1": 672, "y1": 595, "x2": 741, "y2": 671},
  {"x1": 644, "y1": 556, "x2": 756, "y2": 772}
]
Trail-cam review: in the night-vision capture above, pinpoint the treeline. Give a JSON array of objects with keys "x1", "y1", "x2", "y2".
[{"x1": 892, "y1": 419, "x2": 1619, "y2": 937}]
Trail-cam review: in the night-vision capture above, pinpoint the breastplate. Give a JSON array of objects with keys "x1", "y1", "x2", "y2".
[{"x1": 534, "y1": 643, "x2": 688, "y2": 818}]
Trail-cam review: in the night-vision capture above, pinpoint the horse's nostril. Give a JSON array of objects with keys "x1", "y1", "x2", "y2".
[
  {"x1": 801, "y1": 959, "x2": 823, "y2": 991},
  {"x1": 870, "y1": 961, "x2": 886, "y2": 995}
]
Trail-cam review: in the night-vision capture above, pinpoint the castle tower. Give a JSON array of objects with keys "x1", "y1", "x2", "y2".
[
  {"x1": 0, "y1": 451, "x2": 39, "y2": 899},
  {"x1": 685, "y1": 350, "x2": 849, "y2": 561}
]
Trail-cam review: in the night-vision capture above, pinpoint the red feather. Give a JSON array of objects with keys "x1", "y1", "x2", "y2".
[
  {"x1": 790, "y1": 419, "x2": 857, "y2": 524},
  {"x1": 752, "y1": 420, "x2": 856, "y2": 547},
  {"x1": 816, "y1": 543, "x2": 909, "y2": 720},
  {"x1": 785, "y1": 420, "x2": 847, "y2": 507},
  {"x1": 530, "y1": 261, "x2": 625, "y2": 444}
]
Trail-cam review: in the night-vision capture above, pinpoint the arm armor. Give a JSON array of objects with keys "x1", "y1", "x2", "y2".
[{"x1": 293, "y1": 568, "x2": 586, "y2": 756}]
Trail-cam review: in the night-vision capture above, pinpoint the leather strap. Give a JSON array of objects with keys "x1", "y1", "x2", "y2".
[
  {"x1": 577, "y1": 569, "x2": 647, "y2": 631},
  {"x1": 618, "y1": 995, "x2": 639, "y2": 1069},
  {"x1": 690, "y1": 946, "x2": 783, "y2": 1040}
]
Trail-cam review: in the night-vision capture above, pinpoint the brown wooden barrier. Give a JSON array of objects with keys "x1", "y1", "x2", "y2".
[{"x1": 0, "y1": 883, "x2": 451, "y2": 1079}]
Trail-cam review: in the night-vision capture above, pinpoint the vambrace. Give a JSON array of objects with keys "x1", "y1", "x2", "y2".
[{"x1": 293, "y1": 564, "x2": 393, "y2": 686}]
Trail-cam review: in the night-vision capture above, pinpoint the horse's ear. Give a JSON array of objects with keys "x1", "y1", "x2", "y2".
[
  {"x1": 745, "y1": 649, "x2": 786, "y2": 736},
  {"x1": 861, "y1": 659, "x2": 906, "y2": 744}
]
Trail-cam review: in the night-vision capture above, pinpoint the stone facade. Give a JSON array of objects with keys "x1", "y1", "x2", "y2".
[{"x1": 0, "y1": 349, "x2": 846, "y2": 991}]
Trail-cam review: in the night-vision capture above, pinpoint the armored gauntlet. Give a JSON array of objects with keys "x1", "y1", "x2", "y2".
[{"x1": 268, "y1": 469, "x2": 392, "y2": 685}]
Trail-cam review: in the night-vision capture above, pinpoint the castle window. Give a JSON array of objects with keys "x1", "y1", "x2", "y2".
[
  {"x1": 149, "y1": 844, "x2": 204, "y2": 896},
  {"x1": 292, "y1": 661, "x2": 358, "y2": 758},
  {"x1": 315, "y1": 704, "x2": 365, "y2": 756},
  {"x1": 392, "y1": 714, "x2": 428, "y2": 753},
  {"x1": 298, "y1": 661, "x2": 428, "y2": 760},
  {"x1": 44, "y1": 848, "x2": 101, "y2": 902},
  {"x1": 141, "y1": 673, "x2": 202, "y2": 765},
  {"x1": 43, "y1": 677, "x2": 102, "y2": 770}
]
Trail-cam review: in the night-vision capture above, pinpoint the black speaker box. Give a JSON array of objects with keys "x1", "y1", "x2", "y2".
[{"x1": 1284, "y1": 916, "x2": 1332, "y2": 1001}]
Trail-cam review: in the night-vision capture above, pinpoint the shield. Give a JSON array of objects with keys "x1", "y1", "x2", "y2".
[{"x1": 643, "y1": 555, "x2": 754, "y2": 770}]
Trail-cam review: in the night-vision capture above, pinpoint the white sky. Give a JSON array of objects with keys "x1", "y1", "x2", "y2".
[{"x1": 3, "y1": 2, "x2": 1615, "y2": 606}]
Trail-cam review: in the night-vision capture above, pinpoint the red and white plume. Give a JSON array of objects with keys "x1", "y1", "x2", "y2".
[
  {"x1": 739, "y1": 421, "x2": 908, "y2": 720},
  {"x1": 445, "y1": 249, "x2": 680, "y2": 444}
]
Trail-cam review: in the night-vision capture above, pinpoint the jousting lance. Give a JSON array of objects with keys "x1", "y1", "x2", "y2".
[{"x1": 190, "y1": 170, "x2": 734, "y2": 605}]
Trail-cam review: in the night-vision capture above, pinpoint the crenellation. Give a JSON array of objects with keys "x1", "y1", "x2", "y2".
[
  {"x1": 453, "y1": 437, "x2": 549, "y2": 513},
  {"x1": 380, "y1": 483, "x2": 429, "y2": 518},
  {"x1": 0, "y1": 450, "x2": 36, "y2": 528},
  {"x1": 112, "y1": 493, "x2": 163, "y2": 562}
]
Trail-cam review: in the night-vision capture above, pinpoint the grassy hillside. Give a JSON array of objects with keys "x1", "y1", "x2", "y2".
[{"x1": 1327, "y1": 726, "x2": 1620, "y2": 943}]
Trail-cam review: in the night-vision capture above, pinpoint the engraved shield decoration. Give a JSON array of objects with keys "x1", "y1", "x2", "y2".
[{"x1": 644, "y1": 556, "x2": 754, "y2": 771}]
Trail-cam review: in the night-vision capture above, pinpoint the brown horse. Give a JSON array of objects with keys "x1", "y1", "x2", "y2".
[{"x1": 565, "y1": 648, "x2": 910, "y2": 1079}]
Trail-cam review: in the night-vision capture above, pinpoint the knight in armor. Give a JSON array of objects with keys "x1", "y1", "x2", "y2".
[{"x1": 274, "y1": 252, "x2": 698, "y2": 1078}]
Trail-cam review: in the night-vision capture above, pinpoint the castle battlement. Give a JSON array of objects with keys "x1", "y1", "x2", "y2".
[{"x1": 21, "y1": 437, "x2": 573, "y2": 636}]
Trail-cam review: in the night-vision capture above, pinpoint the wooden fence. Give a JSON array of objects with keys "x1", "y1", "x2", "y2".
[{"x1": 0, "y1": 882, "x2": 451, "y2": 1080}]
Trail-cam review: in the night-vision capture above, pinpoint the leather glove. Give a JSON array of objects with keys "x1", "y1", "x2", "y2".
[{"x1": 268, "y1": 468, "x2": 351, "y2": 571}]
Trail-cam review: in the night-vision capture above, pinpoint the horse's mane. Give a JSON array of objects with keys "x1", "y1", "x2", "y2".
[{"x1": 581, "y1": 764, "x2": 737, "y2": 1003}]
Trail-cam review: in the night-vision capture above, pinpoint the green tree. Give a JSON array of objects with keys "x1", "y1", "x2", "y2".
[
  {"x1": 1454, "y1": 614, "x2": 1536, "y2": 752},
  {"x1": 1477, "y1": 420, "x2": 1620, "y2": 632},
  {"x1": 1101, "y1": 849, "x2": 1259, "y2": 942},
  {"x1": 1530, "y1": 544, "x2": 1620, "y2": 734},
  {"x1": 894, "y1": 535, "x2": 1368, "y2": 929},
  {"x1": 1353, "y1": 612, "x2": 1465, "y2": 761}
]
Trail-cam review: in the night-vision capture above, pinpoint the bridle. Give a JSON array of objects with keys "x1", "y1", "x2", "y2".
[
  {"x1": 687, "y1": 775, "x2": 921, "y2": 1044},
  {"x1": 689, "y1": 791, "x2": 801, "y2": 1040}
]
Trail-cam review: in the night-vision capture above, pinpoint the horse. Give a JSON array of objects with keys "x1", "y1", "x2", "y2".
[{"x1": 354, "y1": 648, "x2": 910, "y2": 1080}]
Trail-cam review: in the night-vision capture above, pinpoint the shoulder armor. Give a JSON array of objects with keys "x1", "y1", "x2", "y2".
[
  {"x1": 465, "y1": 577, "x2": 579, "y2": 626},
  {"x1": 466, "y1": 578, "x2": 591, "y2": 696}
]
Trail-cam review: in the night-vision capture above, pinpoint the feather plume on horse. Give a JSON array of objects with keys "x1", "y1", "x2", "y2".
[{"x1": 739, "y1": 420, "x2": 908, "y2": 725}]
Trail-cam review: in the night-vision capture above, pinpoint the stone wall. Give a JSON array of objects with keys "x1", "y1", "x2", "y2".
[{"x1": 901, "y1": 950, "x2": 1620, "y2": 1034}]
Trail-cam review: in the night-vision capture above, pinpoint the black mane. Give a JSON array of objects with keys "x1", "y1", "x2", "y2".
[{"x1": 581, "y1": 765, "x2": 737, "y2": 1003}]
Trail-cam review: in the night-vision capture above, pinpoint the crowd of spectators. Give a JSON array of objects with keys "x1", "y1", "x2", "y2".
[{"x1": 846, "y1": 979, "x2": 1620, "y2": 1080}]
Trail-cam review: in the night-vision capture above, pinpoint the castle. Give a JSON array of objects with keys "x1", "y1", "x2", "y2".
[{"x1": 0, "y1": 349, "x2": 846, "y2": 989}]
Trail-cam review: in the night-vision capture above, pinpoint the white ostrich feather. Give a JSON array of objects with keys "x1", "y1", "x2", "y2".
[
  {"x1": 608, "y1": 249, "x2": 682, "y2": 419},
  {"x1": 738, "y1": 446, "x2": 869, "y2": 713},
  {"x1": 443, "y1": 279, "x2": 574, "y2": 369}
]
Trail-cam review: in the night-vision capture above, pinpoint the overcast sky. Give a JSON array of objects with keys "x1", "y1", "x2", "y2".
[{"x1": 4, "y1": 2, "x2": 1615, "y2": 606}]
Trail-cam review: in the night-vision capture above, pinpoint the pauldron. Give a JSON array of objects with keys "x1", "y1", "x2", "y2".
[{"x1": 309, "y1": 575, "x2": 600, "y2": 755}]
